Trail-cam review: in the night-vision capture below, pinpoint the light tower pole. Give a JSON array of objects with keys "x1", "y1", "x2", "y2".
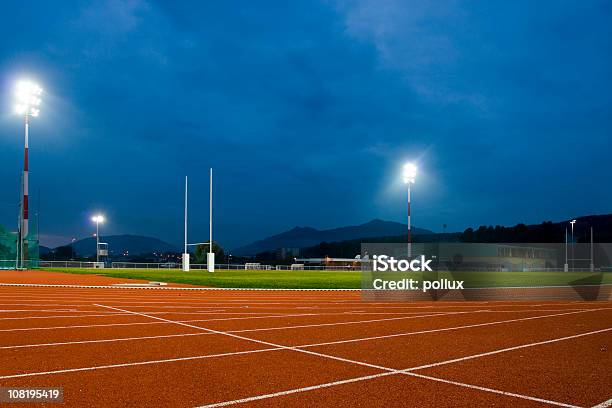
[
  {"x1": 570, "y1": 219, "x2": 576, "y2": 271},
  {"x1": 564, "y1": 228, "x2": 569, "y2": 272},
  {"x1": 402, "y1": 163, "x2": 417, "y2": 258},
  {"x1": 14, "y1": 81, "x2": 42, "y2": 269},
  {"x1": 91, "y1": 215, "x2": 104, "y2": 263}
]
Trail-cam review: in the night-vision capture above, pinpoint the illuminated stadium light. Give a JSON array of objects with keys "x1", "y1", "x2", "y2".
[
  {"x1": 14, "y1": 80, "x2": 43, "y2": 117},
  {"x1": 92, "y1": 214, "x2": 105, "y2": 263},
  {"x1": 14, "y1": 79, "x2": 43, "y2": 269},
  {"x1": 403, "y1": 162, "x2": 417, "y2": 184}
]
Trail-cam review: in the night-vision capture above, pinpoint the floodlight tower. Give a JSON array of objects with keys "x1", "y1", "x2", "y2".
[
  {"x1": 91, "y1": 215, "x2": 105, "y2": 263},
  {"x1": 14, "y1": 80, "x2": 43, "y2": 268},
  {"x1": 403, "y1": 163, "x2": 417, "y2": 258}
]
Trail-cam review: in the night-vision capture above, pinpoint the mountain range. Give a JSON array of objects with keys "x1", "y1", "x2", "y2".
[
  {"x1": 57, "y1": 235, "x2": 179, "y2": 257},
  {"x1": 232, "y1": 219, "x2": 432, "y2": 256},
  {"x1": 43, "y1": 214, "x2": 612, "y2": 258}
]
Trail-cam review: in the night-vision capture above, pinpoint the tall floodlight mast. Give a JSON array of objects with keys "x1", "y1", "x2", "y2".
[
  {"x1": 14, "y1": 80, "x2": 43, "y2": 269},
  {"x1": 91, "y1": 215, "x2": 105, "y2": 263},
  {"x1": 402, "y1": 163, "x2": 417, "y2": 258}
]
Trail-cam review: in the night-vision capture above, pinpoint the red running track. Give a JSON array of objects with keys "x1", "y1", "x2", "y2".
[{"x1": 0, "y1": 272, "x2": 610, "y2": 407}]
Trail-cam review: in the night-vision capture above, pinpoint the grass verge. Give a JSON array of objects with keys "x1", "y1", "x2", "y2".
[{"x1": 42, "y1": 268, "x2": 612, "y2": 289}]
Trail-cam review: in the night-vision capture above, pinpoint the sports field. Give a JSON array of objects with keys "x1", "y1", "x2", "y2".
[
  {"x1": 0, "y1": 271, "x2": 610, "y2": 407},
  {"x1": 44, "y1": 267, "x2": 612, "y2": 289}
]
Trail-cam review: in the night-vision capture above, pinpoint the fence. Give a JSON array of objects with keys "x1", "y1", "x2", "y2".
[
  {"x1": 5, "y1": 260, "x2": 612, "y2": 273},
  {"x1": 28, "y1": 261, "x2": 359, "y2": 271}
]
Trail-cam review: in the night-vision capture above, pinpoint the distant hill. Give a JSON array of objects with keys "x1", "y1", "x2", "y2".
[
  {"x1": 297, "y1": 214, "x2": 612, "y2": 259},
  {"x1": 67, "y1": 234, "x2": 179, "y2": 257},
  {"x1": 460, "y1": 214, "x2": 612, "y2": 243},
  {"x1": 233, "y1": 219, "x2": 432, "y2": 256}
]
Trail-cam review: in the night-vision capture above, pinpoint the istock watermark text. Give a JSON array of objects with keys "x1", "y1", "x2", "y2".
[{"x1": 372, "y1": 254, "x2": 433, "y2": 272}]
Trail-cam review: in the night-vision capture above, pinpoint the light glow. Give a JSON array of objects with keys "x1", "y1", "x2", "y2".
[
  {"x1": 14, "y1": 80, "x2": 43, "y2": 117},
  {"x1": 91, "y1": 215, "x2": 105, "y2": 223},
  {"x1": 403, "y1": 163, "x2": 417, "y2": 184}
]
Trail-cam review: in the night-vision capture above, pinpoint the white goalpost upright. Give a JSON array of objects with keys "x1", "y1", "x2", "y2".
[
  {"x1": 207, "y1": 168, "x2": 215, "y2": 273},
  {"x1": 182, "y1": 176, "x2": 190, "y2": 272}
]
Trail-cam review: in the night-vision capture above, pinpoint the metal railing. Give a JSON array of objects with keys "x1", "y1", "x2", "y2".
[
  {"x1": 38, "y1": 261, "x2": 99, "y2": 269},
  {"x1": 3, "y1": 259, "x2": 610, "y2": 273}
]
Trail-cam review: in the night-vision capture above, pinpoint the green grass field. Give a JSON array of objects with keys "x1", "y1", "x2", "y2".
[{"x1": 43, "y1": 268, "x2": 612, "y2": 289}]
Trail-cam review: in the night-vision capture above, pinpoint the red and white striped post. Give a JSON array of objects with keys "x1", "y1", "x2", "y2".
[
  {"x1": 21, "y1": 114, "x2": 30, "y2": 267},
  {"x1": 402, "y1": 163, "x2": 417, "y2": 259},
  {"x1": 14, "y1": 80, "x2": 42, "y2": 269}
]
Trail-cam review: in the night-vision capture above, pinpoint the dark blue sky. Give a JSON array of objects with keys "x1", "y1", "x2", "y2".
[{"x1": 1, "y1": 0, "x2": 611, "y2": 249}]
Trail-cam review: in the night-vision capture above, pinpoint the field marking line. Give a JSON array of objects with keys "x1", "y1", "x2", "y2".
[
  {"x1": 1, "y1": 282, "x2": 611, "y2": 291},
  {"x1": 298, "y1": 308, "x2": 608, "y2": 348},
  {"x1": 0, "y1": 307, "x2": 507, "y2": 332},
  {"x1": 0, "y1": 347, "x2": 282, "y2": 380},
  {"x1": 195, "y1": 372, "x2": 396, "y2": 408},
  {"x1": 93, "y1": 304, "x2": 423, "y2": 373},
  {"x1": 0, "y1": 312, "x2": 320, "y2": 332},
  {"x1": 0, "y1": 311, "x2": 335, "y2": 321},
  {"x1": 0, "y1": 313, "x2": 132, "y2": 321},
  {"x1": 0, "y1": 297, "x2": 557, "y2": 309},
  {"x1": 97, "y1": 305, "x2": 593, "y2": 408},
  {"x1": 592, "y1": 399, "x2": 612, "y2": 408},
  {"x1": 401, "y1": 327, "x2": 612, "y2": 372},
  {"x1": 402, "y1": 372, "x2": 581, "y2": 408},
  {"x1": 0, "y1": 311, "x2": 460, "y2": 350},
  {"x1": 0, "y1": 332, "x2": 210, "y2": 350},
  {"x1": 0, "y1": 311, "x2": 606, "y2": 408},
  {"x1": 196, "y1": 326, "x2": 611, "y2": 408},
  {"x1": 0, "y1": 308, "x2": 603, "y2": 349},
  {"x1": 0, "y1": 283, "x2": 361, "y2": 291}
]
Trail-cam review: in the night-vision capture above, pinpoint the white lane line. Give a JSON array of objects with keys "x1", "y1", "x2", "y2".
[
  {"x1": 0, "y1": 332, "x2": 210, "y2": 350},
  {"x1": 403, "y1": 327, "x2": 612, "y2": 371},
  {"x1": 592, "y1": 398, "x2": 612, "y2": 408},
  {"x1": 0, "y1": 347, "x2": 282, "y2": 380},
  {"x1": 96, "y1": 305, "x2": 400, "y2": 376},
  {"x1": 401, "y1": 372, "x2": 581, "y2": 408},
  {"x1": 0, "y1": 311, "x2": 328, "y2": 321},
  {"x1": 2, "y1": 282, "x2": 611, "y2": 291},
  {"x1": 195, "y1": 325, "x2": 611, "y2": 408},
  {"x1": 298, "y1": 308, "x2": 607, "y2": 348},
  {"x1": 0, "y1": 283, "x2": 361, "y2": 291},
  {"x1": 0, "y1": 311, "x2": 460, "y2": 350},
  {"x1": 196, "y1": 372, "x2": 396, "y2": 408},
  {"x1": 0, "y1": 308, "x2": 606, "y2": 408},
  {"x1": 0, "y1": 312, "x2": 320, "y2": 332},
  {"x1": 0, "y1": 307, "x2": 491, "y2": 332},
  {"x1": 0, "y1": 308, "x2": 602, "y2": 349},
  {"x1": 0, "y1": 309, "x2": 82, "y2": 313},
  {"x1": 97, "y1": 305, "x2": 593, "y2": 408},
  {"x1": 0, "y1": 313, "x2": 131, "y2": 321},
  {"x1": 2, "y1": 322, "x2": 607, "y2": 408}
]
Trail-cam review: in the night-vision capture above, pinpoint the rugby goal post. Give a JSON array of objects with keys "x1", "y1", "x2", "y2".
[{"x1": 182, "y1": 169, "x2": 215, "y2": 273}]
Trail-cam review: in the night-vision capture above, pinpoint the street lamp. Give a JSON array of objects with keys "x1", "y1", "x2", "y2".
[
  {"x1": 403, "y1": 163, "x2": 417, "y2": 258},
  {"x1": 570, "y1": 219, "x2": 576, "y2": 271},
  {"x1": 91, "y1": 215, "x2": 105, "y2": 263},
  {"x1": 14, "y1": 80, "x2": 43, "y2": 269}
]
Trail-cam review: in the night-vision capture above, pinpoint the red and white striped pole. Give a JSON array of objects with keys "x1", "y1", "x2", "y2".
[
  {"x1": 407, "y1": 182, "x2": 411, "y2": 258},
  {"x1": 14, "y1": 80, "x2": 42, "y2": 269},
  {"x1": 21, "y1": 114, "x2": 30, "y2": 267},
  {"x1": 402, "y1": 163, "x2": 417, "y2": 259}
]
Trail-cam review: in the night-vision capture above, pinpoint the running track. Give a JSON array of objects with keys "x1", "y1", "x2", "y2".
[{"x1": 0, "y1": 274, "x2": 610, "y2": 407}]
